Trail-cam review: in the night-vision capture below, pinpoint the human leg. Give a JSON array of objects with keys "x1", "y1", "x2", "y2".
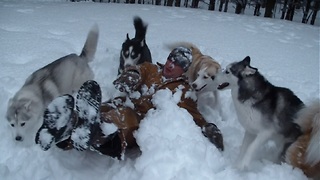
[
  {"x1": 71, "y1": 80, "x2": 101, "y2": 151},
  {"x1": 35, "y1": 94, "x2": 75, "y2": 150}
]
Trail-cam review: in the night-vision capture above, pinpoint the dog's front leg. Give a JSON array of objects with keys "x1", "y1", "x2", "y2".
[
  {"x1": 236, "y1": 131, "x2": 255, "y2": 166},
  {"x1": 237, "y1": 130, "x2": 274, "y2": 170}
]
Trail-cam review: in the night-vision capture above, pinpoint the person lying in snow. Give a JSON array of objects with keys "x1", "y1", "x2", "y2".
[{"x1": 35, "y1": 46, "x2": 224, "y2": 159}]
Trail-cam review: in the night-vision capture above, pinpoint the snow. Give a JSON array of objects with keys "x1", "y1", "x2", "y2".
[
  {"x1": 0, "y1": 1, "x2": 319, "y2": 180},
  {"x1": 71, "y1": 126, "x2": 91, "y2": 149},
  {"x1": 100, "y1": 121, "x2": 118, "y2": 137},
  {"x1": 47, "y1": 96, "x2": 72, "y2": 130}
]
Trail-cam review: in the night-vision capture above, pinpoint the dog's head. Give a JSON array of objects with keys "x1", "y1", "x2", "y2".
[
  {"x1": 120, "y1": 33, "x2": 145, "y2": 68},
  {"x1": 190, "y1": 58, "x2": 221, "y2": 92},
  {"x1": 6, "y1": 97, "x2": 43, "y2": 144},
  {"x1": 217, "y1": 56, "x2": 257, "y2": 90}
]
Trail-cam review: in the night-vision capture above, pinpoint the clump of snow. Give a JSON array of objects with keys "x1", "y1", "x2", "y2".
[
  {"x1": 47, "y1": 96, "x2": 73, "y2": 130},
  {"x1": 71, "y1": 126, "x2": 90, "y2": 149},
  {"x1": 37, "y1": 128, "x2": 54, "y2": 149},
  {"x1": 100, "y1": 121, "x2": 118, "y2": 137}
]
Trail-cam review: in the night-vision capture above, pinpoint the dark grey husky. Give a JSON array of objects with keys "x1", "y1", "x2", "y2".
[
  {"x1": 118, "y1": 16, "x2": 152, "y2": 74},
  {"x1": 215, "y1": 56, "x2": 304, "y2": 170}
]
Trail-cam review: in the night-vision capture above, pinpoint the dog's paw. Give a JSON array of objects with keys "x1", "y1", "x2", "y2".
[{"x1": 235, "y1": 158, "x2": 251, "y2": 171}]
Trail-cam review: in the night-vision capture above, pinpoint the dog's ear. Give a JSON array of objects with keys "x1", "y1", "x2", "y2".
[
  {"x1": 241, "y1": 56, "x2": 257, "y2": 76},
  {"x1": 24, "y1": 100, "x2": 33, "y2": 111},
  {"x1": 140, "y1": 39, "x2": 145, "y2": 47},
  {"x1": 242, "y1": 66, "x2": 257, "y2": 76},
  {"x1": 126, "y1": 33, "x2": 130, "y2": 40},
  {"x1": 7, "y1": 98, "x2": 13, "y2": 107},
  {"x1": 242, "y1": 56, "x2": 251, "y2": 66}
]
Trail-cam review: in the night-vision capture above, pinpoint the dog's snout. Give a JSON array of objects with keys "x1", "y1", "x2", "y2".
[
  {"x1": 192, "y1": 84, "x2": 197, "y2": 89},
  {"x1": 124, "y1": 64, "x2": 134, "y2": 70},
  {"x1": 15, "y1": 136, "x2": 23, "y2": 141}
]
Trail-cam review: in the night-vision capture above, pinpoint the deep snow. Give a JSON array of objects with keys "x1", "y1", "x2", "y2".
[{"x1": 0, "y1": 1, "x2": 319, "y2": 180}]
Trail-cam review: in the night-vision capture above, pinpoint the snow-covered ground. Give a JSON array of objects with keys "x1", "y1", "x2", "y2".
[{"x1": 0, "y1": 1, "x2": 319, "y2": 180}]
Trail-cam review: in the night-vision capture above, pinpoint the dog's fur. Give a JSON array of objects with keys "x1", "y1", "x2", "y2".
[
  {"x1": 166, "y1": 42, "x2": 221, "y2": 117},
  {"x1": 216, "y1": 56, "x2": 304, "y2": 170},
  {"x1": 118, "y1": 16, "x2": 152, "y2": 74},
  {"x1": 285, "y1": 100, "x2": 320, "y2": 178},
  {"x1": 6, "y1": 25, "x2": 99, "y2": 145}
]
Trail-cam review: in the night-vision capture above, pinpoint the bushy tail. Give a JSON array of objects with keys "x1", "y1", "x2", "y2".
[
  {"x1": 80, "y1": 24, "x2": 99, "y2": 62},
  {"x1": 296, "y1": 100, "x2": 320, "y2": 166},
  {"x1": 164, "y1": 42, "x2": 203, "y2": 57},
  {"x1": 133, "y1": 16, "x2": 147, "y2": 40}
]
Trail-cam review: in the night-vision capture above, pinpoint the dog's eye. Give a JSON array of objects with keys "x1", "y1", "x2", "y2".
[
  {"x1": 21, "y1": 122, "x2": 25, "y2": 127},
  {"x1": 225, "y1": 70, "x2": 229, "y2": 74},
  {"x1": 11, "y1": 124, "x2": 14, "y2": 127},
  {"x1": 211, "y1": 76, "x2": 215, "y2": 80},
  {"x1": 204, "y1": 76, "x2": 208, "y2": 79}
]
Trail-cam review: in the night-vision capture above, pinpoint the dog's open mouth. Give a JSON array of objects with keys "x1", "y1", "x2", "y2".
[
  {"x1": 217, "y1": 82, "x2": 229, "y2": 90},
  {"x1": 196, "y1": 84, "x2": 207, "y2": 92}
]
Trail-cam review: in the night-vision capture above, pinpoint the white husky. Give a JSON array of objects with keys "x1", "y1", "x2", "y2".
[{"x1": 6, "y1": 24, "x2": 99, "y2": 146}]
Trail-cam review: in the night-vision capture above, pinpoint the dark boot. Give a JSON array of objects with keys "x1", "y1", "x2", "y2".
[
  {"x1": 91, "y1": 132, "x2": 123, "y2": 159},
  {"x1": 35, "y1": 94, "x2": 75, "y2": 151},
  {"x1": 71, "y1": 80, "x2": 102, "y2": 151}
]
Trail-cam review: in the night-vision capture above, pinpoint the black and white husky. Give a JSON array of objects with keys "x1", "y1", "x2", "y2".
[
  {"x1": 216, "y1": 56, "x2": 304, "y2": 170},
  {"x1": 6, "y1": 25, "x2": 99, "y2": 146},
  {"x1": 118, "y1": 16, "x2": 152, "y2": 74}
]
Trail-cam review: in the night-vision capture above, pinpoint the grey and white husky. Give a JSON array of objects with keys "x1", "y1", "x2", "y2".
[
  {"x1": 216, "y1": 56, "x2": 304, "y2": 170},
  {"x1": 6, "y1": 24, "x2": 99, "y2": 145}
]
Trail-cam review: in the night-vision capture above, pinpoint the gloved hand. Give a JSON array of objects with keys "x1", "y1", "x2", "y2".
[
  {"x1": 113, "y1": 70, "x2": 141, "y2": 93},
  {"x1": 202, "y1": 123, "x2": 224, "y2": 151}
]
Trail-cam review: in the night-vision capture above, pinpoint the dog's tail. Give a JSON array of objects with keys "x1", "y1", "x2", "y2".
[
  {"x1": 164, "y1": 42, "x2": 203, "y2": 57},
  {"x1": 295, "y1": 99, "x2": 320, "y2": 166},
  {"x1": 134, "y1": 16, "x2": 147, "y2": 40},
  {"x1": 80, "y1": 24, "x2": 99, "y2": 62}
]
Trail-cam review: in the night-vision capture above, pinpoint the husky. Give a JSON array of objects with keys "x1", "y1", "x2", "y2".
[
  {"x1": 118, "y1": 16, "x2": 152, "y2": 74},
  {"x1": 6, "y1": 24, "x2": 99, "y2": 146},
  {"x1": 166, "y1": 42, "x2": 221, "y2": 118},
  {"x1": 216, "y1": 56, "x2": 304, "y2": 170},
  {"x1": 285, "y1": 100, "x2": 320, "y2": 178}
]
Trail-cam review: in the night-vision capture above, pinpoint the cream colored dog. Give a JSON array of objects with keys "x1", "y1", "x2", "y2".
[{"x1": 166, "y1": 42, "x2": 221, "y2": 118}]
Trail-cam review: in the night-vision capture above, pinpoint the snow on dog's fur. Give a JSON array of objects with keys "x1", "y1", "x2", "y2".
[
  {"x1": 165, "y1": 42, "x2": 221, "y2": 118},
  {"x1": 6, "y1": 24, "x2": 99, "y2": 146},
  {"x1": 216, "y1": 56, "x2": 304, "y2": 170},
  {"x1": 285, "y1": 99, "x2": 320, "y2": 179}
]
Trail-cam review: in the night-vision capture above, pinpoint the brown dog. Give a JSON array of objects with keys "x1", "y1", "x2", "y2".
[{"x1": 285, "y1": 100, "x2": 320, "y2": 179}]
